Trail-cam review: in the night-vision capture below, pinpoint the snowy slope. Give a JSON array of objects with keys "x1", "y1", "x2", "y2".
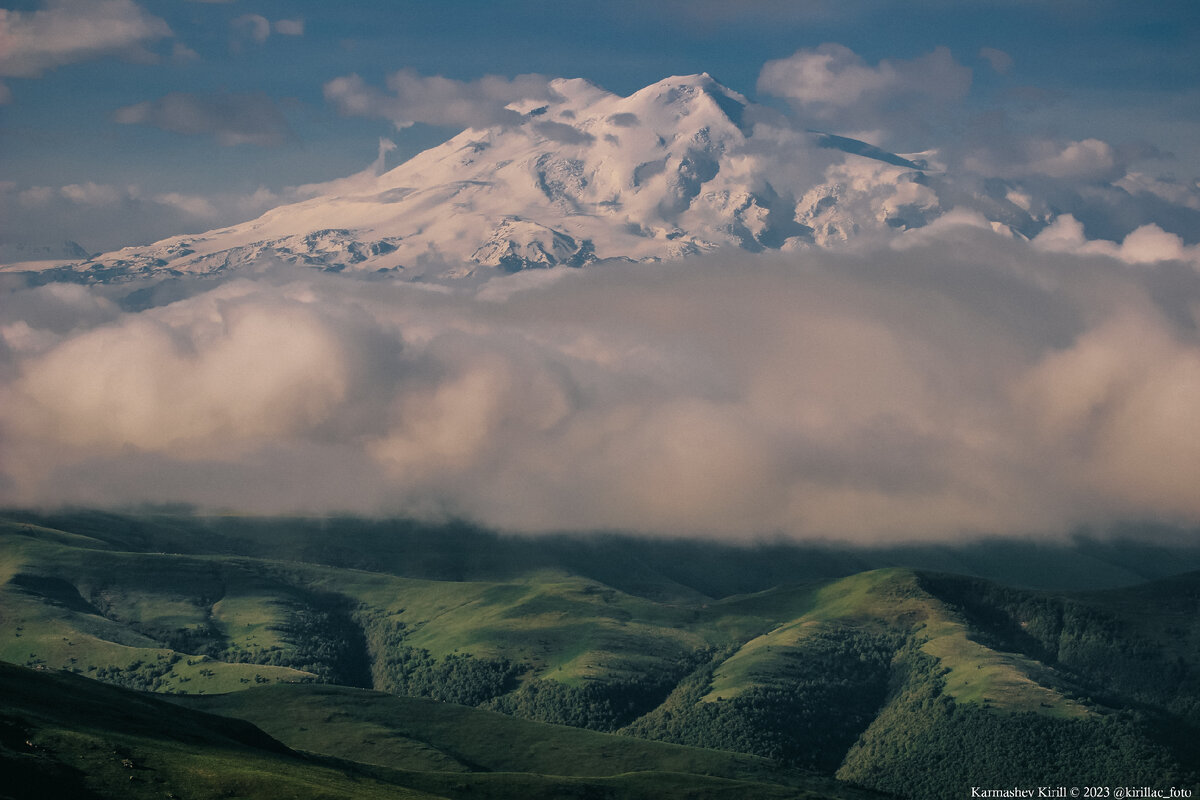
[{"x1": 41, "y1": 74, "x2": 976, "y2": 282}]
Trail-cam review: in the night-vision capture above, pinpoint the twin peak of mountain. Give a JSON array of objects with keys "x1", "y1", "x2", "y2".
[{"x1": 74, "y1": 74, "x2": 957, "y2": 282}]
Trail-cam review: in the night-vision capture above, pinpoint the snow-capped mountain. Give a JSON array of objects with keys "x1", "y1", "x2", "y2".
[{"x1": 24, "y1": 74, "x2": 1014, "y2": 282}]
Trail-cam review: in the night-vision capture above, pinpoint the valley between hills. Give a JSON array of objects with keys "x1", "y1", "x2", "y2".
[{"x1": 2, "y1": 511, "x2": 1199, "y2": 799}]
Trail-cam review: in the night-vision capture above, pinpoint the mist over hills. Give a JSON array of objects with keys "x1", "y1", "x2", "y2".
[{"x1": 7, "y1": 508, "x2": 1200, "y2": 594}]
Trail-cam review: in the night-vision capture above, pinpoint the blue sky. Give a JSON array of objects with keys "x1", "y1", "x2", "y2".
[{"x1": 2, "y1": 0, "x2": 1199, "y2": 252}]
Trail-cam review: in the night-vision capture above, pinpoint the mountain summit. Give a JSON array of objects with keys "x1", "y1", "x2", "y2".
[{"x1": 51, "y1": 74, "x2": 951, "y2": 281}]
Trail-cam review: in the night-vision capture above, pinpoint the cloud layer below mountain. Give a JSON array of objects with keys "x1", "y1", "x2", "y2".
[{"x1": 3, "y1": 225, "x2": 1199, "y2": 542}]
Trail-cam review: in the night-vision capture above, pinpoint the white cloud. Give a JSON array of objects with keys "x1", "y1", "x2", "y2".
[
  {"x1": 1017, "y1": 138, "x2": 1119, "y2": 180},
  {"x1": 757, "y1": 44, "x2": 971, "y2": 144},
  {"x1": 152, "y1": 191, "x2": 219, "y2": 219},
  {"x1": 231, "y1": 13, "x2": 270, "y2": 45},
  {"x1": 229, "y1": 13, "x2": 303, "y2": 47},
  {"x1": 273, "y1": 18, "x2": 304, "y2": 36},
  {"x1": 1033, "y1": 214, "x2": 1200, "y2": 266},
  {"x1": 16, "y1": 185, "x2": 56, "y2": 207},
  {"x1": 324, "y1": 69, "x2": 559, "y2": 130},
  {"x1": 1014, "y1": 309, "x2": 1200, "y2": 519},
  {"x1": 955, "y1": 136, "x2": 1132, "y2": 189},
  {"x1": 14, "y1": 181, "x2": 139, "y2": 211},
  {"x1": 4, "y1": 231, "x2": 1200, "y2": 541},
  {"x1": 113, "y1": 91, "x2": 293, "y2": 146},
  {"x1": 170, "y1": 42, "x2": 200, "y2": 63},
  {"x1": 59, "y1": 181, "x2": 132, "y2": 206},
  {"x1": 0, "y1": 0, "x2": 171, "y2": 78},
  {"x1": 1116, "y1": 172, "x2": 1200, "y2": 212},
  {"x1": 1118, "y1": 224, "x2": 1189, "y2": 263},
  {"x1": 13, "y1": 182, "x2": 227, "y2": 217},
  {"x1": 1, "y1": 180, "x2": 285, "y2": 254}
]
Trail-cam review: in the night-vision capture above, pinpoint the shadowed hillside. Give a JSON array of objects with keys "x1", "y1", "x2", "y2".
[
  {"x1": 0, "y1": 661, "x2": 880, "y2": 800},
  {"x1": 2, "y1": 511, "x2": 1199, "y2": 799}
]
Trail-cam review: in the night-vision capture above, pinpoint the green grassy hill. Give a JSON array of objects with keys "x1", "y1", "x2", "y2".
[
  {"x1": 172, "y1": 682, "x2": 871, "y2": 793},
  {"x1": 0, "y1": 660, "x2": 441, "y2": 800},
  {"x1": 0, "y1": 660, "x2": 876, "y2": 800},
  {"x1": 3, "y1": 510, "x2": 1199, "y2": 799}
]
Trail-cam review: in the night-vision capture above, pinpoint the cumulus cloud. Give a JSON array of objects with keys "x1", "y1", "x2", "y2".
[
  {"x1": 112, "y1": 91, "x2": 293, "y2": 146},
  {"x1": 4, "y1": 230, "x2": 1200, "y2": 542},
  {"x1": 324, "y1": 69, "x2": 559, "y2": 130},
  {"x1": 757, "y1": 44, "x2": 971, "y2": 145},
  {"x1": 0, "y1": 0, "x2": 171, "y2": 77},
  {"x1": 13, "y1": 303, "x2": 355, "y2": 455},
  {"x1": 1033, "y1": 214, "x2": 1200, "y2": 266}
]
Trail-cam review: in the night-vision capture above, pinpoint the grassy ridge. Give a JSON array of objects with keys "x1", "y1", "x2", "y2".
[{"x1": 3, "y1": 511, "x2": 1200, "y2": 799}]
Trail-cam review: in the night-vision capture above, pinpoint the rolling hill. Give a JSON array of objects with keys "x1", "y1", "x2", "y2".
[
  {"x1": 2, "y1": 510, "x2": 1199, "y2": 798},
  {"x1": 2, "y1": 660, "x2": 875, "y2": 800}
]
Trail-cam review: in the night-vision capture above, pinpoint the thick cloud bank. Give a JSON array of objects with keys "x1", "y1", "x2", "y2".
[{"x1": 3, "y1": 228, "x2": 1200, "y2": 541}]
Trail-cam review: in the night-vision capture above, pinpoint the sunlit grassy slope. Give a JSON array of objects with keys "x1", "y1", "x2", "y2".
[
  {"x1": 701, "y1": 569, "x2": 1086, "y2": 717},
  {"x1": 3, "y1": 510, "x2": 1199, "y2": 799}
]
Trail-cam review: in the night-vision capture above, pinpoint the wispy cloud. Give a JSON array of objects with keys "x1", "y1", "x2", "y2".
[
  {"x1": 757, "y1": 44, "x2": 971, "y2": 146},
  {"x1": 112, "y1": 91, "x2": 293, "y2": 146},
  {"x1": 324, "y1": 69, "x2": 558, "y2": 130},
  {"x1": 962, "y1": 137, "x2": 1123, "y2": 181},
  {"x1": 0, "y1": 0, "x2": 171, "y2": 78},
  {"x1": 1, "y1": 180, "x2": 283, "y2": 252},
  {"x1": 170, "y1": 42, "x2": 200, "y2": 63},
  {"x1": 979, "y1": 47, "x2": 1013, "y2": 75},
  {"x1": 229, "y1": 13, "x2": 303, "y2": 49},
  {"x1": 274, "y1": 19, "x2": 304, "y2": 36}
]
